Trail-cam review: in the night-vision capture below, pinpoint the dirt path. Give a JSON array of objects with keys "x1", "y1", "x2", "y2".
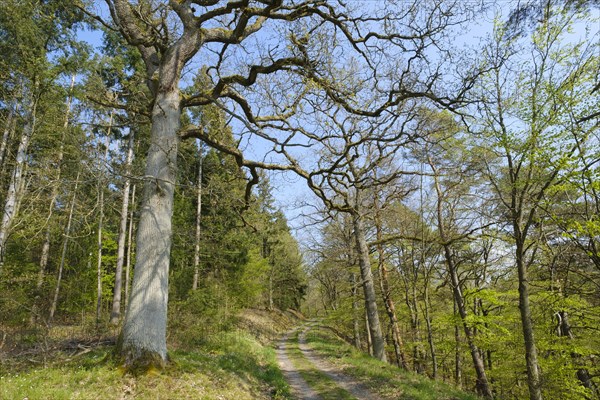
[
  {"x1": 276, "y1": 329, "x2": 322, "y2": 400},
  {"x1": 297, "y1": 325, "x2": 383, "y2": 400},
  {"x1": 276, "y1": 324, "x2": 383, "y2": 400}
]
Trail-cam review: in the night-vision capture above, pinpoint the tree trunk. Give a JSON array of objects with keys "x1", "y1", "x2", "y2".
[
  {"x1": 377, "y1": 247, "x2": 407, "y2": 368},
  {"x1": 268, "y1": 272, "x2": 274, "y2": 310},
  {"x1": 0, "y1": 101, "x2": 17, "y2": 171},
  {"x1": 0, "y1": 92, "x2": 38, "y2": 273},
  {"x1": 374, "y1": 205, "x2": 408, "y2": 369},
  {"x1": 454, "y1": 299, "x2": 463, "y2": 388},
  {"x1": 448, "y1": 262, "x2": 493, "y2": 396},
  {"x1": 365, "y1": 309, "x2": 373, "y2": 356},
  {"x1": 516, "y1": 240, "x2": 542, "y2": 400},
  {"x1": 119, "y1": 86, "x2": 180, "y2": 368},
  {"x1": 352, "y1": 211, "x2": 387, "y2": 362},
  {"x1": 96, "y1": 124, "x2": 112, "y2": 327},
  {"x1": 410, "y1": 283, "x2": 425, "y2": 373},
  {"x1": 423, "y1": 284, "x2": 438, "y2": 379},
  {"x1": 192, "y1": 145, "x2": 202, "y2": 291},
  {"x1": 351, "y1": 272, "x2": 362, "y2": 350},
  {"x1": 31, "y1": 74, "x2": 75, "y2": 325},
  {"x1": 110, "y1": 129, "x2": 135, "y2": 324},
  {"x1": 96, "y1": 184, "x2": 105, "y2": 327},
  {"x1": 124, "y1": 184, "x2": 136, "y2": 311},
  {"x1": 48, "y1": 172, "x2": 80, "y2": 322}
]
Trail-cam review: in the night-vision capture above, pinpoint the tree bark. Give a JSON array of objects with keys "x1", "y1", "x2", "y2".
[
  {"x1": 111, "y1": 129, "x2": 135, "y2": 324},
  {"x1": 192, "y1": 144, "x2": 202, "y2": 291},
  {"x1": 352, "y1": 211, "x2": 387, "y2": 362},
  {"x1": 109, "y1": 0, "x2": 204, "y2": 365},
  {"x1": 119, "y1": 85, "x2": 180, "y2": 367}
]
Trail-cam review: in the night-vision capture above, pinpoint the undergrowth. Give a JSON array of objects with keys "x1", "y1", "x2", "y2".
[{"x1": 0, "y1": 310, "x2": 295, "y2": 400}]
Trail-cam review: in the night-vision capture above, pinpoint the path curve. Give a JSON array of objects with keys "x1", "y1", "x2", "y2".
[
  {"x1": 297, "y1": 325, "x2": 384, "y2": 400},
  {"x1": 276, "y1": 329, "x2": 322, "y2": 400}
]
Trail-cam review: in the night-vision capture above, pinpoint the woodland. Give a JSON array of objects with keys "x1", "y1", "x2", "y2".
[{"x1": 0, "y1": 0, "x2": 599, "y2": 399}]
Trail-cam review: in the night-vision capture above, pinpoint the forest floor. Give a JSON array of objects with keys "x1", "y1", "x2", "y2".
[{"x1": 1, "y1": 311, "x2": 478, "y2": 399}]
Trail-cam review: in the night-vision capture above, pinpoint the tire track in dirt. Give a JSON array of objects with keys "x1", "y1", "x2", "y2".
[
  {"x1": 297, "y1": 324, "x2": 383, "y2": 400},
  {"x1": 276, "y1": 329, "x2": 322, "y2": 400}
]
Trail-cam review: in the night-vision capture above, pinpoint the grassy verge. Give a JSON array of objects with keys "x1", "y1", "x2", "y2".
[
  {"x1": 1, "y1": 330, "x2": 291, "y2": 400},
  {"x1": 286, "y1": 329, "x2": 356, "y2": 400},
  {"x1": 305, "y1": 326, "x2": 480, "y2": 400}
]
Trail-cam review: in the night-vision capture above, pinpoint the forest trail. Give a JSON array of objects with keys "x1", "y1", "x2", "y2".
[
  {"x1": 277, "y1": 322, "x2": 382, "y2": 400},
  {"x1": 276, "y1": 328, "x2": 323, "y2": 400}
]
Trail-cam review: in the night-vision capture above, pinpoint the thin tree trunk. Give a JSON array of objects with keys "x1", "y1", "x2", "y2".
[
  {"x1": 96, "y1": 121, "x2": 112, "y2": 327},
  {"x1": 443, "y1": 228, "x2": 492, "y2": 397},
  {"x1": 192, "y1": 145, "x2": 202, "y2": 291},
  {"x1": 96, "y1": 176, "x2": 105, "y2": 326},
  {"x1": 0, "y1": 91, "x2": 38, "y2": 273},
  {"x1": 31, "y1": 75, "x2": 75, "y2": 325},
  {"x1": 352, "y1": 211, "x2": 387, "y2": 362},
  {"x1": 351, "y1": 272, "x2": 362, "y2": 350},
  {"x1": 110, "y1": 129, "x2": 135, "y2": 324},
  {"x1": 377, "y1": 243, "x2": 407, "y2": 368},
  {"x1": 48, "y1": 172, "x2": 80, "y2": 322},
  {"x1": 268, "y1": 272, "x2": 274, "y2": 310},
  {"x1": 119, "y1": 85, "x2": 180, "y2": 367},
  {"x1": 454, "y1": 299, "x2": 463, "y2": 388},
  {"x1": 515, "y1": 239, "x2": 542, "y2": 400},
  {"x1": 423, "y1": 284, "x2": 438, "y2": 379},
  {"x1": 365, "y1": 309, "x2": 373, "y2": 356},
  {"x1": 0, "y1": 101, "x2": 17, "y2": 170},
  {"x1": 554, "y1": 307, "x2": 599, "y2": 397},
  {"x1": 124, "y1": 184, "x2": 136, "y2": 311},
  {"x1": 374, "y1": 202, "x2": 408, "y2": 369},
  {"x1": 411, "y1": 283, "x2": 424, "y2": 373}
]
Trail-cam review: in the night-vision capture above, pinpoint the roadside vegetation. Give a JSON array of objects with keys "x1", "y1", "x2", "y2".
[{"x1": 302, "y1": 325, "x2": 479, "y2": 400}]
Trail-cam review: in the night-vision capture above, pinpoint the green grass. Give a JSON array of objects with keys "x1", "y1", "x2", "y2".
[
  {"x1": 286, "y1": 329, "x2": 357, "y2": 400},
  {"x1": 0, "y1": 330, "x2": 292, "y2": 400},
  {"x1": 305, "y1": 326, "x2": 480, "y2": 400}
]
